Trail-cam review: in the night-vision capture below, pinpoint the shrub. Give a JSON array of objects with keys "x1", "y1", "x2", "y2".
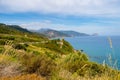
[
  {"x1": 20, "y1": 53, "x2": 56, "y2": 77},
  {"x1": 13, "y1": 44, "x2": 28, "y2": 50},
  {"x1": 0, "y1": 40, "x2": 6, "y2": 45},
  {"x1": 6, "y1": 36, "x2": 15, "y2": 40},
  {"x1": 63, "y1": 53, "x2": 107, "y2": 77},
  {"x1": 0, "y1": 48, "x2": 3, "y2": 53}
]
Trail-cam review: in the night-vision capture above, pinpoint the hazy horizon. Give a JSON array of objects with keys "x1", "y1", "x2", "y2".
[{"x1": 0, "y1": 0, "x2": 120, "y2": 36}]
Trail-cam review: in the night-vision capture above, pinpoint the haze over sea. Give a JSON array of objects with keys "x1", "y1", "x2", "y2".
[{"x1": 65, "y1": 36, "x2": 120, "y2": 69}]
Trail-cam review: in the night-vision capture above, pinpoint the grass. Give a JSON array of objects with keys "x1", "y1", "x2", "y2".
[
  {"x1": 107, "y1": 36, "x2": 118, "y2": 70},
  {"x1": 0, "y1": 74, "x2": 46, "y2": 80}
]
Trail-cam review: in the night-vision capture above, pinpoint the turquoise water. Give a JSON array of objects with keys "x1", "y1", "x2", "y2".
[{"x1": 65, "y1": 36, "x2": 120, "y2": 69}]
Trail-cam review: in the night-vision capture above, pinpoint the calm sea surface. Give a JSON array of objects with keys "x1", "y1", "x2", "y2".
[{"x1": 65, "y1": 36, "x2": 120, "y2": 69}]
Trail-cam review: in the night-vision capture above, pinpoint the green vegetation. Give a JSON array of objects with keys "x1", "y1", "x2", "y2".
[
  {"x1": 0, "y1": 23, "x2": 120, "y2": 80},
  {"x1": 0, "y1": 23, "x2": 47, "y2": 42},
  {"x1": 33, "y1": 39, "x2": 74, "y2": 55}
]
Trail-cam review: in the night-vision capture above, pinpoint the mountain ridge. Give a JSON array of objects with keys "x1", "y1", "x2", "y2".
[
  {"x1": 0, "y1": 23, "x2": 48, "y2": 41},
  {"x1": 0, "y1": 23, "x2": 31, "y2": 34},
  {"x1": 34, "y1": 28, "x2": 89, "y2": 38},
  {"x1": 60, "y1": 30, "x2": 89, "y2": 37}
]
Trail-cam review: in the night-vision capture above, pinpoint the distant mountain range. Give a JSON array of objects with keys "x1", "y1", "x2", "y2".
[
  {"x1": 34, "y1": 28, "x2": 90, "y2": 38},
  {"x1": 60, "y1": 31, "x2": 89, "y2": 37},
  {"x1": 34, "y1": 29, "x2": 70, "y2": 38},
  {"x1": 0, "y1": 23, "x2": 47, "y2": 40},
  {"x1": 0, "y1": 23, "x2": 89, "y2": 38}
]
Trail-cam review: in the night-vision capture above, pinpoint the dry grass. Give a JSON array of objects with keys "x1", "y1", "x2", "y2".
[
  {"x1": 0, "y1": 63, "x2": 21, "y2": 77},
  {"x1": 0, "y1": 74, "x2": 46, "y2": 80},
  {"x1": 0, "y1": 41, "x2": 22, "y2": 77},
  {"x1": 4, "y1": 73, "x2": 116, "y2": 80},
  {"x1": 57, "y1": 69, "x2": 120, "y2": 80}
]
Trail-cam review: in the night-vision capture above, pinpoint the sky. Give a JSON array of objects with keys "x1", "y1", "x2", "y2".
[{"x1": 0, "y1": 0, "x2": 120, "y2": 35}]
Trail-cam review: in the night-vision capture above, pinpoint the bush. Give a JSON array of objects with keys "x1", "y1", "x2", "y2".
[
  {"x1": 6, "y1": 36, "x2": 15, "y2": 40},
  {"x1": 13, "y1": 44, "x2": 28, "y2": 50},
  {"x1": 0, "y1": 48, "x2": 3, "y2": 53},
  {"x1": 63, "y1": 53, "x2": 107, "y2": 77},
  {"x1": 20, "y1": 53, "x2": 56, "y2": 77},
  {"x1": 0, "y1": 40, "x2": 6, "y2": 45}
]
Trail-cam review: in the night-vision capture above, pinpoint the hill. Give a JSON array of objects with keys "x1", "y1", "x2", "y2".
[
  {"x1": 0, "y1": 23, "x2": 31, "y2": 34},
  {"x1": 35, "y1": 28, "x2": 89, "y2": 38},
  {"x1": 60, "y1": 30, "x2": 89, "y2": 37},
  {"x1": 35, "y1": 28, "x2": 70, "y2": 38},
  {"x1": 0, "y1": 23, "x2": 48, "y2": 43}
]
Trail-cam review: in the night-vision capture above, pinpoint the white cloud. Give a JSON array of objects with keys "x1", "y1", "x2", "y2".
[
  {"x1": 0, "y1": 0, "x2": 120, "y2": 17},
  {"x1": 20, "y1": 21, "x2": 51, "y2": 30}
]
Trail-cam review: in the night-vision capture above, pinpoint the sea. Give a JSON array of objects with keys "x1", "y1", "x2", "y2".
[{"x1": 65, "y1": 36, "x2": 120, "y2": 69}]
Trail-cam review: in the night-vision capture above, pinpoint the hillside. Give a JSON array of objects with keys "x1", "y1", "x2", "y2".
[
  {"x1": 0, "y1": 23, "x2": 31, "y2": 34},
  {"x1": 0, "y1": 23, "x2": 47, "y2": 42},
  {"x1": 0, "y1": 23, "x2": 119, "y2": 80},
  {"x1": 34, "y1": 28, "x2": 89, "y2": 38},
  {"x1": 35, "y1": 28, "x2": 70, "y2": 38},
  {"x1": 60, "y1": 30, "x2": 89, "y2": 37}
]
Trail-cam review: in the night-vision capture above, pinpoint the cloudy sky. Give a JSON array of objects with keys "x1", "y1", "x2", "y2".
[{"x1": 0, "y1": 0, "x2": 120, "y2": 35}]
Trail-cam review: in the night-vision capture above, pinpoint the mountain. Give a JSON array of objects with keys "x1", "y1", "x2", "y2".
[
  {"x1": 0, "y1": 23, "x2": 47, "y2": 42},
  {"x1": 60, "y1": 31, "x2": 89, "y2": 37},
  {"x1": 35, "y1": 28, "x2": 89, "y2": 38},
  {"x1": 35, "y1": 28, "x2": 70, "y2": 38},
  {"x1": 0, "y1": 23, "x2": 31, "y2": 34}
]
